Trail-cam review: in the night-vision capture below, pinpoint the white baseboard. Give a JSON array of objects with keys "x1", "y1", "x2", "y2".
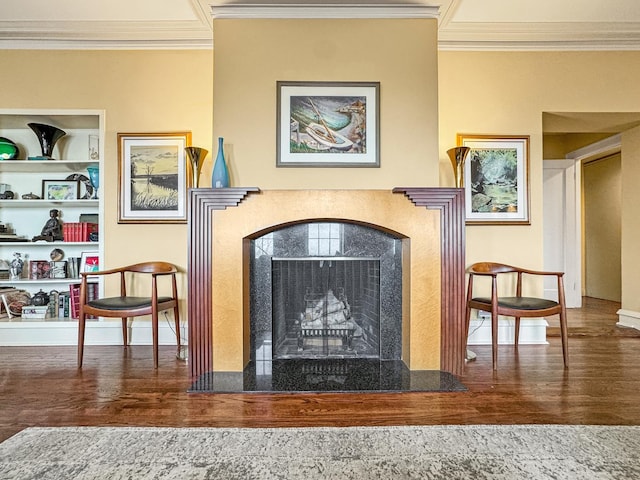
[
  {"x1": 467, "y1": 316, "x2": 549, "y2": 345},
  {"x1": 0, "y1": 318, "x2": 186, "y2": 346},
  {"x1": 617, "y1": 308, "x2": 640, "y2": 330}
]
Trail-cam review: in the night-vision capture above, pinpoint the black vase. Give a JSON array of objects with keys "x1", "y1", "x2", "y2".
[{"x1": 28, "y1": 123, "x2": 66, "y2": 159}]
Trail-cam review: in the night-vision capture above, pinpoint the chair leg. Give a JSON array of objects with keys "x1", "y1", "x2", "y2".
[
  {"x1": 152, "y1": 312, "x2": 159, "y2": 369},
  {"x1": 121, "y1": 317, "x2": 128, "y2": 350},
  {"x1": 464, "y1": 302, "x2": 473, "y2": 355},
  {"x1": 559, "y1": 311, "x2": 569, "y2": 368},
  {"x1": 514, "y1": 316, "x2": 521, "y2": 348},
  {"x1": 77, "y1": 312, "x2": 86, "y2": 368},
  {"x1": 491, "y1": 310, "x2": 498, "y2": 370},
  {"x1": 173, "y1": 305, "x2": 181, "y2": 355}
]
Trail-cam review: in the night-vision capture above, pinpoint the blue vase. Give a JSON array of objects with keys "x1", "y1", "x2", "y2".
[{"x1": 211, "y1": 137, "x2": 229, "y2": 188}]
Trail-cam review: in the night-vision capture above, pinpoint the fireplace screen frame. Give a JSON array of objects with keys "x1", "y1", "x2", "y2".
[{"x1": 271, "y1": 256, "x2": 382, "y2": 360}]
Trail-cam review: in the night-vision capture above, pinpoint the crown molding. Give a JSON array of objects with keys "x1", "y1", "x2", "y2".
[
  {"x1": 209, "y1": 3, "x2": 440, "y2": 19},
  {"x1": 438, "y1": 21, "x2": 640, "y2": 51},
  {"x1": 0, "y1": 19, "x2": 213, "y2": 50}
]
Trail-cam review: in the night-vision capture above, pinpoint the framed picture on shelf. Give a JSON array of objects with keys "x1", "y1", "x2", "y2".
[
  {"x1": 80, "y1": 251, "x2": 100, "y2": 273},
  {"x1": 42, "y1": 179, "x2": 80, "y2": 201},
  {"x1": 276, "y1": 81, "x2": 380, "y2": 167},
  {"x1": 456, "y1": 134, "x2": 530, "y2": 225},
  {"x1": 117, "y1": 132, "x2": 192, "y2": 224}
]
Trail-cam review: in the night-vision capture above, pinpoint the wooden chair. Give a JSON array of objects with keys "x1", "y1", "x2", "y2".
[
  {"x1": 77, "y1": 261, "x2": 181, "y2": 369},
  {"x1": 465, "y1": 262, "x2": 568, "y2": 370}
]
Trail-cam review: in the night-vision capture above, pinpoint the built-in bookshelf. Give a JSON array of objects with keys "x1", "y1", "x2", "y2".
[{"x1": 0, "y1": 109, "x2": 104, "y2": 343}]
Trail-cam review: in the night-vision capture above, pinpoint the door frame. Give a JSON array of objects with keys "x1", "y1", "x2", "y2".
[{"x1": 543, "y1": 134, "x2": 621, "y2": 308}]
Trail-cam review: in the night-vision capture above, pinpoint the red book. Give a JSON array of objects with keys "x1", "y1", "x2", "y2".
[
  {"x1": 62, "y1": 223, "x2": 70, "y2": 242},
  {"x1": 69, "y1": 283, "x2": 80, "y2": 319}
]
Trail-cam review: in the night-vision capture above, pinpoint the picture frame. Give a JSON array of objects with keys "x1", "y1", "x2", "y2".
[
  {"x1": 117, "y1": 132, "x2": 192, "y2": 224},
  {"x1": 457, "y1": 134, "x2": 530, "y2": 225},
  {"x1": 276, "y1": 81, "x2": 380, "y2": 167},
  {"x1": 42, "y1": 179, "x2": 80, "y2": 201},
  {"x1": 80, "y1": 251, "x2": 100, "y2": 273}
]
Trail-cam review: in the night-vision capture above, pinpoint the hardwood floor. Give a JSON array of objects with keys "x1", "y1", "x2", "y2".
[{"x1": 1, "y1": 298, "x2": 639, "y2": 443}]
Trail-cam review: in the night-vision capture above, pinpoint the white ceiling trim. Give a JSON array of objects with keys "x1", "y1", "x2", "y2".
[
  {"x1": 438, "y1": 21, "x2": 640, "y2": 51},
  {"x1": 209, "y1": 4, "x2": 439, "y2": 19},
  {"x1": 0, "y1": 17, "x2": 213, "y2": 50}
]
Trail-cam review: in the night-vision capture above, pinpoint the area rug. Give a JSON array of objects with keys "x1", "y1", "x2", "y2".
[{"x1": 1, "y1": 425, "x2": 639, "y2": 479}]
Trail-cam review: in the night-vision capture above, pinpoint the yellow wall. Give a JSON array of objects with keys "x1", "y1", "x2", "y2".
[
  {"x1": 212, "y1": 18, "x2": 440, "y2": 188},
  {"x1": 0, "y1": 49, "x2": 213, "y2": 312},
  {"x1": 2, "y1": 45, "x2": 640, "y2": 321},
  {"x1": 439, "y1": 51, "x2": 640, "y2": 308},
  {"x1": 621, "y1": 126, "x2": 640, "y2": 314}
]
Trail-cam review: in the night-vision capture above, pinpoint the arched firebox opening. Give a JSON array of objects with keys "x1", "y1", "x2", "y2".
[{"x1": 249, "y1": 220, "x2": 403, "y2": 364}]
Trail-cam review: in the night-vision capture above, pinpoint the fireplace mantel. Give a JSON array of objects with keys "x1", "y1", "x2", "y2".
[{"x1": 188, "y1": 187, "x2": 466, "y2": 378}]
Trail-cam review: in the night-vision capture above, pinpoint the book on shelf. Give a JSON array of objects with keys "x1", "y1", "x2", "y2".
[
  {"x1": 50, "y1": 261, "x2": 67, "y2": 279},
  {"x1": 47, "y1": 290, "x2": 59, "y2": 318},
  {"x1": 62, "y1": 222, "x2": 98, "y2": 242},
  {"x1": 65, "y1": 257, "x2": 80, "y2": 279},
  {"x1": 69, "y1": 282, "x2": 98, "y2": 319},
  {"x1": 29, "y1": 260, "x2": 71, "y2": 279},
  {"x1": 58, "y1": 291, "x2": 70, "y2": 319}
]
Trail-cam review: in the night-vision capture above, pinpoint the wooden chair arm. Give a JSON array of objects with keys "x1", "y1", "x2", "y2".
[
  {"x1": 517, "y1": 267, "x2": 565, "y2": 278},
  {"x1": 79, "y1": 266, "x2": 127, "y2": 277}
]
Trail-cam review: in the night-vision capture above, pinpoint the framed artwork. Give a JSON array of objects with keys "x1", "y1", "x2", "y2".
[
  {"x1": 457, "y1": 134, "x2": 530, "y2": 225},
  {"x1": 80, "y1": 251, "x2": 100, "y2": 273},
  {"x1": 117, "y1": 132, "x2": 192, "y2": 224},
  {"x1": 276, "y1": 81, "x2": 380, "y2": 167},
  {"x1": 42, "y1": 179, "x2": 80, "y2": 201}
]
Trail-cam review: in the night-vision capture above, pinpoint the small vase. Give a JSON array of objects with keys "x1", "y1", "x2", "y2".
[
  {"x1": 86, "y1": 166, "x2": 99, "y2": 199},
  {"x1": 28, "y1": 123, "x2": 66, "y2": 160},
  {"x1": 446, "y1": 146, "x2": 471, "y2": 188},
  {"x1": 211, "y1": 137, "x2": 229, "y2": 188},
  {"x1": 185, "y1": 147, "x2": 208, "y2": 188}
]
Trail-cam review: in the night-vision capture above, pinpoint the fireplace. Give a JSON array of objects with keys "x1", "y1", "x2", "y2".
[
  {"x1": 251, "y1": 222, "x2": 402, "y2": 362},
  {"x1": 187, "y1": 188, "x2": 466, "y2": 379}
]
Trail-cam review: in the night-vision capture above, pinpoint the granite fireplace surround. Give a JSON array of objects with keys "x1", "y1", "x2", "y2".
[{"x1": 187, "y1": 188, "x2": 466, "y2": 380}]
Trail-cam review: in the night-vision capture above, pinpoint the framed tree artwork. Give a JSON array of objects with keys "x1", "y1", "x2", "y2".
[
  {"x1": 457, "y1": 134, "x2": 530, "y2": 225},
  {"x1": 117, "y1": 132, "x2": 192, "y2": 224}
]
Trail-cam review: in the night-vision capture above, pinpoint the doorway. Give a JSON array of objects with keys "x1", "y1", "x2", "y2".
[
  {"x1": 583, "y1": 153, "x2": 621, "y2": 301},
  {"x1": 543, "y1": 134, "x2": 622, "y2": 308}
]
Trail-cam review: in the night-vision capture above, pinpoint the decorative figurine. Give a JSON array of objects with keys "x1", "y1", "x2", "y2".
[
  {"x1": 32, "y1": 208, "x2": 64, "y2": 242},
  {"x1": 10, "y1": 252, "x2": 24, "y2": 280}
]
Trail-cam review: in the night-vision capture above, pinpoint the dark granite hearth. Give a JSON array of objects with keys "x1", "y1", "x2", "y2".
[{"x1": 188, "y1": 359, "x2": 467, "y2": 393}]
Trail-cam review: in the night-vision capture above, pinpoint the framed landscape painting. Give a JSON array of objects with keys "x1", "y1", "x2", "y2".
[
  {"x1": 457, "y1": 134, "x2": 530, "y2": 225},
  {"x1": 118, "y1": 132, "x2": 192, "y2": 224},
  {"x1": 276, "y1": 81, "x2": 380, "y2": 167}
]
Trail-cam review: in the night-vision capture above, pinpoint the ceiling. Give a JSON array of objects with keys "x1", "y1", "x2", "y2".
[{"x1": 1, "y1": 0, "x2": 640, "y2": 51}]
